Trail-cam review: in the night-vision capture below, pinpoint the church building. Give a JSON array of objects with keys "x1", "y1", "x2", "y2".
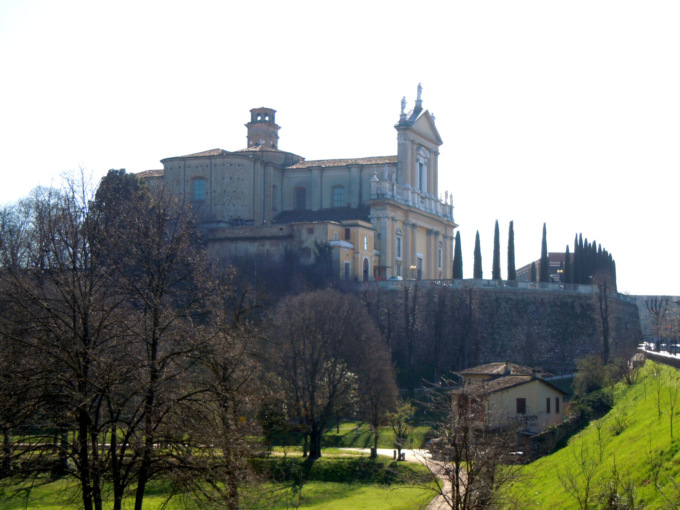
[{"x1": 138, "y1": 86, "x2": 457, "y2": 281}]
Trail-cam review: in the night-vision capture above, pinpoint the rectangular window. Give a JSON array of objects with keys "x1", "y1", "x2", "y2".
[
  {"x1": 396, "y1": 237, "x2": 402, "y2": 259},
  {"x1": 295, "y1": 187, "x2": 306, "y2": 210},
  {"x1": 516, "y1": 398, "x2": 526, "y2": 415},
  {"x1": 345, "y1": 228, "x2": 350, "y2": 241},
  {"x1": 546, "y1": 397, "x2": 551, "y2": 413},
  {"x1": 332, "y1": 186, "x2": 345, "y2": 207},
  {"x1": 555, "y1": 397, "x2": 560, "y2": 413},
  {"x1": 438, "y1": 248, "x2": 442, "y2": 269},
  {"x1": 396, "y1": 262, "x2": 401, "y2": 277},
  {"x1": 333, "y1": 231, "x2": 338, "y2": 241},
  {"x1": 417, "y1": 256, "x2": 423, "y2": 280},
  {"x1": 344, "y1": 261, "x2": 351, "y2": 280},
  {"x1": 364, "y1": 236, "x2": 368, "y2": 251},
  {"x1": 193, "y1": 178, "x2": 206, "y2": 201}
]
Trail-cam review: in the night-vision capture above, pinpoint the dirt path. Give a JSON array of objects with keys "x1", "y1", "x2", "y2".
[{"x1": 350, "y1": 448, "x2": 450, "y2": 509}]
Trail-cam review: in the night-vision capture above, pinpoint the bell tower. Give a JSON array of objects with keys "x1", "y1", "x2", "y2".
[{"x1": 246, "y1": 107, "x2": 280, "y2": 149}]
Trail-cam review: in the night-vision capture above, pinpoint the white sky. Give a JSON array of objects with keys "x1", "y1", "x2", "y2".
[{"x1": 0, "y1": 0, "x2": 678, "y2": 296}]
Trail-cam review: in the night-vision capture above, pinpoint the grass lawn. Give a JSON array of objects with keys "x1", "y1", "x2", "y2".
[
  {"x1": 502, "y1": 360, "x2": 680, "y2": 509},
  {"x1": 0, "y1": 451, "x2": 437, "y2": 509},
  {"x1": 249, "y1": 481, "x2": 435, "y2": 509},
  {"x1": 317, "y1": 421, "x2": 431, "y2": 450}
]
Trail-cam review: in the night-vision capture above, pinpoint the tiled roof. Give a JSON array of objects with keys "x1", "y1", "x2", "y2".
[
  {"x1": 460, "y1": 362, "x2": 535, "y2": 377},
  {"x1": 459, "y1": 374, "x2": 568, "y2": 396},
  {"x1": 468, "y1": 375, "x2": 534, "y2": 394},
  {"x1": 237, "y1": 146, "x2": 279, "y2": 153},
  {"x1": 288, "y1": 155, "x2": 397, "y2": 169},
  {"x1": 178, "y1": 148, "x2": 231, "y2": 158},
  {"x1": 273, "y1": 206, "x2": 371, "y2": 225},
  {"x1": 136, "y1": 169, "x2": 164, "y2": 178}
]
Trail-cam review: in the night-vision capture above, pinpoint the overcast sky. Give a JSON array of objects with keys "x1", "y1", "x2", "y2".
[{"x1": 1, "y1": 0, "x2": 678, "y2": 296}]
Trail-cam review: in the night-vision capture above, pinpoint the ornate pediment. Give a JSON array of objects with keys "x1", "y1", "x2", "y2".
[{"x1": 410, "y1": 110, "x2": 443, "y2": 146}]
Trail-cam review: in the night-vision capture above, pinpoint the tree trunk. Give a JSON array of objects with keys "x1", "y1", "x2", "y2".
[
  {"x1": 1, "y1": 425, "x2": 10, "y2": 477},
  {"x1": 309, "y1": 427, "x2": 322, "y2": 460},
  {"x1": 77, "y1": 411, "x2": 94, "y2": 510}
]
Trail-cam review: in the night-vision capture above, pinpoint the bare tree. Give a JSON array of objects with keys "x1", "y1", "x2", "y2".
[
  {"x1": 646, "y1": 297, "x2": 670, "y2": 352},
  {"x1": 593, "y1": 271, "x2": 617, "y2": 365},
  {"x1": 422, "y1": 382, "x2": 523, "y2": 509},
  {"x1": 267, "y1": 289, "x2": 388, "y2": 460},
  {"x1": 663, "y1": 368, "x2": 680, "y2": 442},
  {"x1": 558, "y1": 439, "x2": 602, "y2": 510},
  {"x1": 358, "y1": 340, "x2": 398, "y2": 458},
  {"x1": 386, "y1": 399, "x2": 414, "y2": 461}
]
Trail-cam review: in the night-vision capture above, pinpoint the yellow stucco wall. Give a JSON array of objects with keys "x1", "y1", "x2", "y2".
[{"x1": 486, "y1": 380, "x2": 565, "y2": 434}]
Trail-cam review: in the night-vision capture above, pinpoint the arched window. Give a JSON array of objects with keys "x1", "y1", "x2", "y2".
[
  {"x1": 396, "y1": 230, "x2": 403, "y2": 259},
  {"x1": 192, "y1": 178, "x2": 206, "y2": 201},
  {"x1": 331, "y1": 186, "x2": 345, "y2": 207},
  {"x1": 363, "y1": 258, "x2": 369, "y2": 281}
]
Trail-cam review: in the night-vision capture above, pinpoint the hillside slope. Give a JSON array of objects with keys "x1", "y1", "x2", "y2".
[{"x1": 505, "y1": 360, "x2": 680, "y2": 509}]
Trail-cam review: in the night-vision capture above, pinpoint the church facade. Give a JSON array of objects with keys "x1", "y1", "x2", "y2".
[{"x1": 138, "y1": 87, "x2": 457, "y2": 280}]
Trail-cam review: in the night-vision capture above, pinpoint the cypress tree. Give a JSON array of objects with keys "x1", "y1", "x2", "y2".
[
  {"x1": 539, "y1": 223, "x2": 550, "y2": 283},
  {"x1": 452, "y1": 231, "x2": 463, "y2": 279},
  {"x1": 530, "y1": 261, "x2": 537, "y2": 282},
  {"x1": 578, "y1": 234, "x2": 584, "y2": 283},
  {"x1": 507, "y1": 220, "x2": 516, "y2": 281},
  {"x1": 492, "y1": 220, "x2": 501, "y2": 280},
  {"x1": 473, "y1": 231, "x2": 483, "y2": 279},
  {"x1": 573, "y1": 234, "x2": 580, "y2": 284},
  {"x1": 564, "y1": 245, "x2": 572, "y2": 284}
]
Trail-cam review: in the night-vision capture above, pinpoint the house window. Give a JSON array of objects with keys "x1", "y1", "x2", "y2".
[
  {"x1": 364, "y1": 236, "x2": 368, "y2": 251},
  {"x1": 516, "y1": 398, "x2": 526, "y2": 415},
  {"x1": 396, "y1": 236, "x2": 402, "y2": 259},
  {"x1": 417, "y1": 256, "x2": 423, "y2": 280},
  {"x1": 193, "y1": 178, "x2": 206, "y2": 201},
  {"x1": 438, "y1": 248, "x2": 443, "y2": 270},
  {"x1": 344, "y1": 228, "x2": 351, "y2": 241},
  {"x1": 555, "y1": 397, "x2": 560, "y2": 413},
  {"x1": 344, "y1": 261, "x2": 351, "y2": 279},
  {"x1": 333, "y1": 231, "x2": 338, "y2": 241},
  {"x1": 419, "y1": 162, "x2": 425, "y2": 192},
  {"x1": 546, "y1": 397, "x2": 551, "y2": 413},
  {"x1": 331, "y1": 186, "x2": 345, "y2": 207},
  {"x1": 363, "y1": 258, "x2": 369, "y2": 281},
  {"x1": 294, "y1": 187, "x2": 307, "y2": 210}
]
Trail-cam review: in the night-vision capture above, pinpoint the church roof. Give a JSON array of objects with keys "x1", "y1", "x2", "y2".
[
  {"x1": 288, "y1": 155, "x2": 396, "y2": 169},
  {"x1": 136, "y1": 169, "x2": 164, "y2": 178},
  {"x1": 178, "y1": 148, "x2": 231, "y2": 158},
  {"x1": 273, "y1": 205, "x2": 371, "y2": 225}
]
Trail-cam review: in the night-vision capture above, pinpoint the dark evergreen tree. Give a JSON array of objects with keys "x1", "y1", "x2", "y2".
[
  {"x1": 492, "y1": 220, "x2": 501, "y2": 280},
  {"x1": 473, "y1": 231, "x2": 483, "y2": 279},
  {"x1": 539, "y1": 223, "x2": 550, "y2": 283},
  {"x1": 507, "y1": 221, "x2": 516, "y2": 281},
  {"x1": 578, "y1": 234, "x2": 584, "y2": 283},
  {"x1": 530, "y1": 261, "x2": 537, "y2": 282},
  {"x1": 452, "y1": 231, "x2": 463, "y2": 279},
  {"x1": 564, "y1": 245, "x2": 572, "y2": 284}
]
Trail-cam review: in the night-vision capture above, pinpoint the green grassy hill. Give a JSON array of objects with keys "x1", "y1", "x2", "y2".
[{"x1": 504, "y1": 360, "x2": 680, "y2": 509}]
